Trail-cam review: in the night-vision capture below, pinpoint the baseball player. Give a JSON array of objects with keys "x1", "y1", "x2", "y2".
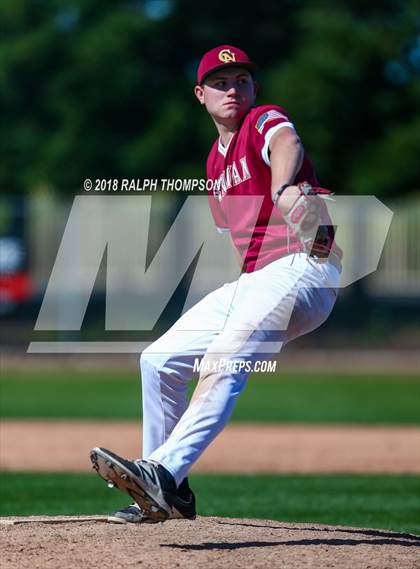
[{"x1": 90, "y1": 45, "x2": 342, "y2": 523}]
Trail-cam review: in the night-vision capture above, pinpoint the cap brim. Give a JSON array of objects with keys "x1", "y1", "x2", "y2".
[{"x1": 200, "y1": 62, "x2": 256, "y2": 84}]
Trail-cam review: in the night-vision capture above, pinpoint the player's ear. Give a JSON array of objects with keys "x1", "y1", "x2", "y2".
[{"x1": 194, "y1": 84, "x2": 205, "y2": 105}]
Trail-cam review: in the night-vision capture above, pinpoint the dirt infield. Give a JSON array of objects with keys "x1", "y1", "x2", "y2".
[
  {"x1": 1, "y1": 421, "x2": 419, "y2": 473},
  {"x1": 2, "y1": 422, "x2": 419, "y2": 568},
  {"x1": 1, "y1": 516, "x2": 419, "y2": 569}
]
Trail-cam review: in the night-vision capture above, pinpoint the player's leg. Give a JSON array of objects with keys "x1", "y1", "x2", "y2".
[
  {"x1": 148, "y1": 253, "x2": 340, "y2": 485},
  {"x1": 101, "y1": 280, "x2": 238, "y2": 523},
  {"x1": 92, "y1": 253, "x2": 339, "y2": 520},
  {"x1": 140, "y1": 279, "x2": 237, "y2": 459},
  {"x1": 224, "y1": 253, "x2": 340, "y2": 347}
]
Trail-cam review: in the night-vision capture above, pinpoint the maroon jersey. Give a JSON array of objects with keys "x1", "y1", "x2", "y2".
[{"x1": 207, "y1": 104, "x2": 336, "y2": 272}]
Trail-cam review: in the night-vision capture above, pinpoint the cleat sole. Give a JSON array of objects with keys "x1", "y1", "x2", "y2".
[{"x1": 89, "y1": 448, "x2": 169, "y2": 523}]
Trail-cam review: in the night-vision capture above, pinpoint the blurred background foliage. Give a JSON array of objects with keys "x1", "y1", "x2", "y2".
[{"x1": 1, "y1": 0, "x2": 419, "y2": 196}]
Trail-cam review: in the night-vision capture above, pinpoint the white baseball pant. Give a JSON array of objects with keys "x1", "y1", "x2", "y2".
[{"x1": 140, "y1": 252, "x2": 340, "y2": 485}]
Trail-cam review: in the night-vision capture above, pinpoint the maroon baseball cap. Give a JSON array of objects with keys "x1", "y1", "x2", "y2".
[{"x1": 197, "y1": 45, "x2": 256, "y2": 84}]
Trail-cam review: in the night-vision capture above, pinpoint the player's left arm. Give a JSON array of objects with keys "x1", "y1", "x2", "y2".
[{"x1": 269, "y1": 127, "x2": 334, "y2": 256}]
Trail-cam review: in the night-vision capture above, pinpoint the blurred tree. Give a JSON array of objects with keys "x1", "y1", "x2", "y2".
[
  {"x1": 0, "y1": 0, "x2": 418, "y2": 196},
  {"x1": 261, "y1": 1, "x2": 420, "y2": 197}
]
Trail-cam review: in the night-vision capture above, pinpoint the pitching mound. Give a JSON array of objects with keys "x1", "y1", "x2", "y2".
[{"x1": 1, "y1": 516, "x2": 419, "y2": 569}]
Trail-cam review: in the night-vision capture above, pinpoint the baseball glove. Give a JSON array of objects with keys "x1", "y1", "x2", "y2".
[{"x1": 282, "y1": 181, "x2": 335, "y2": 258}]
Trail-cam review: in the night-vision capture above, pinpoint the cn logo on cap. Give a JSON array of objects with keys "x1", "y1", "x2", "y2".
[{"x1": 218, "y1": 49, "x2": 236, "y2": 63}]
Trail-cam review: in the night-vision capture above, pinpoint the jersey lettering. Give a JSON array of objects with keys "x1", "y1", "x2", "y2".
[{"x1": 212, "y1": 157, "x2": 251, "y2": 202}]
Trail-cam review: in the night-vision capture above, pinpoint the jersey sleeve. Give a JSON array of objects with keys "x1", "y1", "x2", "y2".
[{"x1": 251, "y1": 105, "x2": 296, "y2": 166}]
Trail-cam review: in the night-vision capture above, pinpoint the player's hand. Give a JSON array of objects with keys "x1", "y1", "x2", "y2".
[{"x1": 278, "y1": 182, "x2": 335, "y2": 253}]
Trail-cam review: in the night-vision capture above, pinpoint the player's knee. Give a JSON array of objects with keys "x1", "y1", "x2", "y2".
[{"x1": 195, "y1": 367, "x2": 248, "y2": 408}]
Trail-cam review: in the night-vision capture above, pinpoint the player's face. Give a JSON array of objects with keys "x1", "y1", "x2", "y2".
[{"x1": 195, "y1": 67, "x2": 257, "y2": 127}]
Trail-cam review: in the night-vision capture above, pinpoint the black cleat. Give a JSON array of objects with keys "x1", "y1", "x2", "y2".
[{"x1": 90, "y1": 447, "x2": 177, "y2": 523}]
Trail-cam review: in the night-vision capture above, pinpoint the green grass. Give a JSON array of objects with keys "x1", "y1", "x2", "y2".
[
  {"x1": 1, "y1": 472, "x2": 419, "y2": 534},
  {"x1": 1, "y1": 372, "x2": 419, "y2": 423}
]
